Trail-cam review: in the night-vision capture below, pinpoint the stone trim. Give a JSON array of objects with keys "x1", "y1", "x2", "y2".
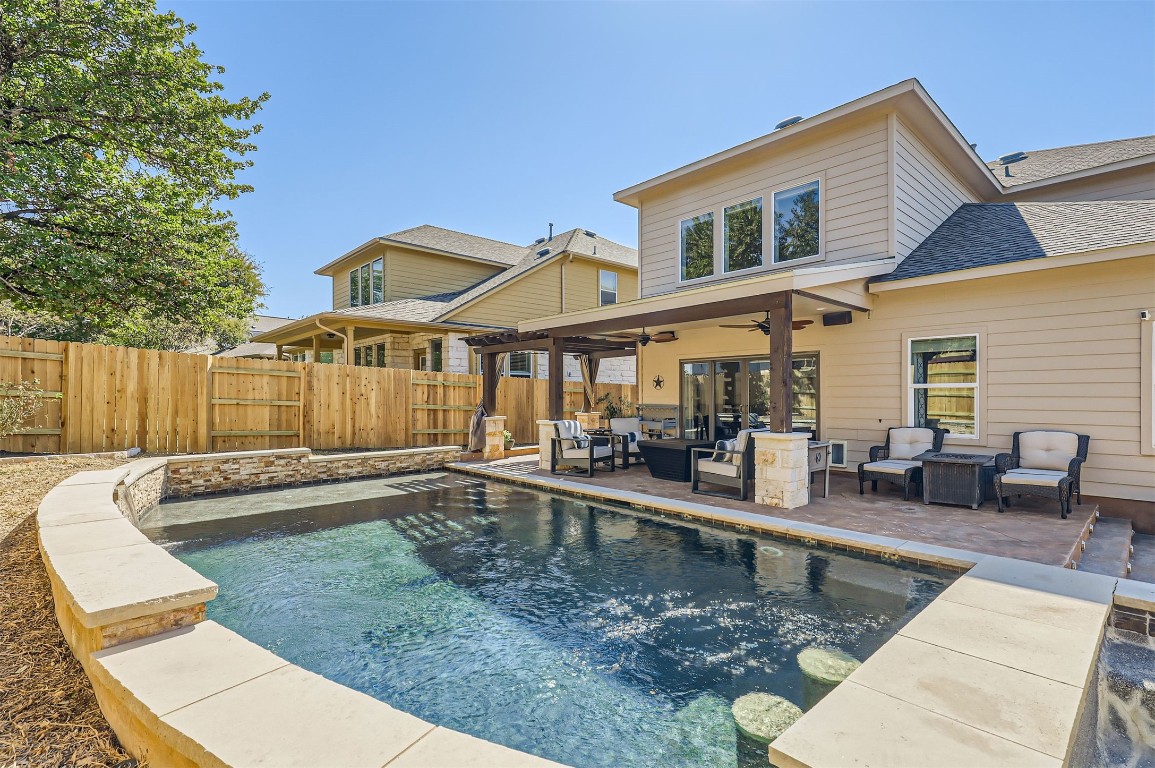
[{"x1": 37, "y1": 451, "x2": 561, "y2": 768}]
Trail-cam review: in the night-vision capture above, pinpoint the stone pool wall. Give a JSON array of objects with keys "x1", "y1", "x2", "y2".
[
  {"x1": 165, "y1": 446, "x2": 460, "y2": 497},
  {"x1": 37, "y1": 449, "x2": 561, "y2": 768}
]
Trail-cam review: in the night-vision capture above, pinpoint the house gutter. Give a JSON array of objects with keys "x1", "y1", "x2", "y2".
[{"x1": 314, "y1": 318, "x2": 349, "y2": 359}]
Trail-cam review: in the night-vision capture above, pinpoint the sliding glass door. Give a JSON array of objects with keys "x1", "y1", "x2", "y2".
[{"x1": 680, "y1": 354, "x2": 819, "y2": 441}]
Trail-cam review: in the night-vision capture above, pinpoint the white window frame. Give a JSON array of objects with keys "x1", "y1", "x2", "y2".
[
  {"x1": 508, "y1": 351, "x2": 533, "y2": 378},
  {"x1": 678, "y1": 210, "x2": 715, "y2": 283},
  {"x1": 349, "y1": 268, "x2": 360, "y2": 307},
  {"x1": 771, "y1": 179, "x2": 823, "y2": 265},
  {"x1": 905, "y1": 333, "x2": 980, "y2": 442},
  {"x1": 371, "y1": 258, "x2": 383, "y2": 304},
  {"x1": 723, "y1": 196, "x2": 764, "y2": 274},
  {"x1": 598, "y1": 269, "x2": 618, "y2": 306}
]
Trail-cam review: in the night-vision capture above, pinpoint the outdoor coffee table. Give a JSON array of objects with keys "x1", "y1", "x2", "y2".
[
  {"x1": 637, "y1": 439, "x2": 715, "y2": 482},
  {"x1": 920, "y1": 452, "x2": 996, "y2": 509}
]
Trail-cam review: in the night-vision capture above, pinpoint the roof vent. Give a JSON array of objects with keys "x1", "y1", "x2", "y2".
[
  {"x1": 774, "y1": 115, "x2": 803, "y2": 130},
  {"x1": 536, "y1": 247, "x2": 551, "y2": 258},
  {"x1": 998, "y1": 151, "x2": 1028, "y2": 165},
  {"x1": 583, "y1": 230, "x2": 597, "y2": 238},
  {"x1": 533, "y1": 237, "x2": 546, "y2": 245},
  {"x1": 969, "y1": 143, "x2": 978, "y2": 151}
]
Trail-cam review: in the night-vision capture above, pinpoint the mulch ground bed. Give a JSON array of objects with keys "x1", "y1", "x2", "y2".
[{"x1": 0, "y1": 458, "x2": 139, "y2": 768}]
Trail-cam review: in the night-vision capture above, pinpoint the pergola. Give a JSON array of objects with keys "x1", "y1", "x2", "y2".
[{"x1": 463, "y1": 332, "x2": 637, "y2": 420}]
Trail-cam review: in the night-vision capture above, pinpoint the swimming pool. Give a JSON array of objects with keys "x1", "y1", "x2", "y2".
[{"x1": 146, "y1": 473, "x2": 955, "y2": 768}]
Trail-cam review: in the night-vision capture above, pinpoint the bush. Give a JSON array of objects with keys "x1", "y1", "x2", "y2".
[{"x1": 0, "y1": 380, "x2": 46, "y2": 438}]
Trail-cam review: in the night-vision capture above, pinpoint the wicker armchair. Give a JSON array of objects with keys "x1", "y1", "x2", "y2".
[
  {"x1": 858, "y1": 427, "x2": 947, "y2": 500},
  {"x1": 690, "y1": 428, "x2": 768, "y2": 501},
  {"x1": 550, "y1": 420, "x2": 615, "y2": 477},
  {"x1": 994, "y1": 431, "x2": 1089, "y2": 518}
]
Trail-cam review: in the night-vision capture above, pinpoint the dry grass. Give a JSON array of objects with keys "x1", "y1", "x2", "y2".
[{"x1": 0, "y1": 458, "x2": 138, "y2": 768}]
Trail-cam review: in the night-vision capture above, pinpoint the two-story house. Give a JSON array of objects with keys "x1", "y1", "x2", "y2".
[
  {"x1": 254, "y1": 224, "x2": 638, "y2": 382},
  {"x1": 470, "y1": 78, "x2": 1154, "y2": 522}
]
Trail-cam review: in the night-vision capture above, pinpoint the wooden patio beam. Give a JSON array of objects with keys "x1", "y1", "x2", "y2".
[
  {"x1": 543, "y1": 291, "x2": 789, "y2": 338},
  {"x1": 481, "y1": 352, "x2": 499, "y2": 416},
  {"x1": 767, "y1": 292, "x2": 793, "y2": 433},
  {"x1": 548, "y1": 337, "x2": 565, "y2": 421}
]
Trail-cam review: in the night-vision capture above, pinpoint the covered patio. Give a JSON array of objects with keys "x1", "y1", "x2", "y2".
[{"x1": 453, "y1": 454, "x2": 1099, "y2": 568}]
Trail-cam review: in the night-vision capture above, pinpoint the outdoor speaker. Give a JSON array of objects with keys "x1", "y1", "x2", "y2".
[{"x1": 822, "y1": 311, "x2": 853, "y2": 327}]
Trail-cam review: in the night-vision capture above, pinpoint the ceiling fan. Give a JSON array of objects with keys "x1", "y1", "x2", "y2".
[
  {"x1": 720, "y1": 311, "x2": 813, "y2": 334},
  {"x1": 599, "y1": 328, "x2": 677, "y2": 347}
]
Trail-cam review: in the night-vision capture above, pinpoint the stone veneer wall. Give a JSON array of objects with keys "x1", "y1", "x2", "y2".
[{"x1": 165, "y1": 446, "x2": 460, "y2": 497}]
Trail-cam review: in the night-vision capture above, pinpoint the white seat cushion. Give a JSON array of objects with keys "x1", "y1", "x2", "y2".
[
  {"x1": 1000, "y1": 469, "x2": 1066, "y2": 487},
  {"x1": 555, "y1": 419, "x2": 587, "y2": 451},
  {"x1": 697, "y1": 458, "x2": 740, "y2": 478},
  {"x1": 1018, "y1": 431, "x2": 1079, "y2": 471},
  {"x1": 614, "y1": 442, "x2": 642, "y2": 454},
  {"x1": 610, "y1": 417, "x2": 642, "y2": 435},
  {"x1": 561, "y1": 445, "x2": 612, "y2": 460},
  {"x1": 888, "y1": 428, "x2": 936, "y2": 460},
  {"x1": 863, "y1": 460, "x2": 921, "y2": 475}
]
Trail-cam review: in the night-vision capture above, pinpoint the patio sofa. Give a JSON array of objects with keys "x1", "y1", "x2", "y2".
[
  {"x1": 550, "y1": 419, "x2": 615, "y2": 477},
  {"x1": 858, "y1": 427, "x2": 947, "y2": 500},
  {"x1": 690, "y1": 428, "x2": 769, "y2": 501},
  {"x1": 994, "y1": 430, "x2": 1090, "y2": 518}
]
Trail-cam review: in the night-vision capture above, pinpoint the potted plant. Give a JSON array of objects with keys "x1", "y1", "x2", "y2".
[
  {"x1": 596, "y1": 393, "x2": 635, "y2": 422},
  {"x1": 502, "y1": 429, "x2": 514, "y2": 451}
]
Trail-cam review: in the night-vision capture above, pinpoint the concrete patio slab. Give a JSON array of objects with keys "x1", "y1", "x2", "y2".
[
  {"x1": 768, "y1": 680, "x2": 1058, "y2": 768},
  {"x1": 92, "y1": 621, "x2": 289, "y2": 718},
  {"x1": 849, "y1": 634, "x2": 1083, "y2": 758}
]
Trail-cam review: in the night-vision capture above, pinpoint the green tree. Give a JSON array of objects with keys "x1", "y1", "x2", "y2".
[
  {"x1": 774, "y1": 188, "x2": 820, "y2": 261},
  {"x1": 0, "y1": 0, "x2": 267, "y2": 346}
]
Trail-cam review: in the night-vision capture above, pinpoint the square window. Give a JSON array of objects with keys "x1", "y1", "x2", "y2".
[
  {"x1": 599, "y1": 270, "x2": 618, "y2": 306},
  {"x1": 508, "y1": 351, "x2": 532, "y2": 378},
  {"x1": 724, "y1": 198, "x2": 763, "y2": 272},
  {"x1": 773, "y1": 181, "x2": 820, "y2": 262},
  {"x1": 680, "y1": 213, "x2": 714, "y2": 281},
  {"x1": 376, "y1": 343, "x2": 386, "y2": 368},
  {"x1": 430, "y1": 339, "x2": 443, "y2": 372}
]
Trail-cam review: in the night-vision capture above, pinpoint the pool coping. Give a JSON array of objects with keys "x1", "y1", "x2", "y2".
[
  {"x1": 36, "y1": 451, "x2": 1155, "y2": 768},
  {"x1": 449, "y1": 460, "x2": 1152, "y2": 768}
]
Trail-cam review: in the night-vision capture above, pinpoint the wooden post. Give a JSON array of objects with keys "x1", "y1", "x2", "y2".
[
  {"x1": 482, "y1": 352, "x2": 499, "y2": 416},
  {"x1": 548, "y1": 337, "x2": 565, "y2": 421},
  {"x1": 275, "y1": 344, "x2": 283, "y2": 360},
  {"x1": 311, "y1": 334, "x2": 320, "y2": 363},
  {"x1": 344, "y1": 325, "x2": 355, "y2": 365},
  {"x1": 767, "y1": 292, "x2": 793, "y2": 432}
]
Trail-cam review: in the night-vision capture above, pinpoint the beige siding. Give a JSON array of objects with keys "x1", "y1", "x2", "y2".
[
  {"x1": 637, "y1": 116, "x2": 891, "y2": 298},
  {"x1": 893, "y1": 116, "x2": 979, "y2": 258},
  {"x1": 563, "y1": 260, "x2": 640, "y2": 313},
  {"x1": 637, "y1": 255, "x2": 1155, "y2": 504},
  {"x1": 452, "y1": 262, "x2": 565, "y2": 326},
  {"x1": 332, "y1": 273, "x2": 351, "y2": 310},
  {"x1": 384, "y1": 247, "x2": 504, "y2": 302},
  {"x1": 1000, "y1": 164, "x2": 1155, "y2": 202}
]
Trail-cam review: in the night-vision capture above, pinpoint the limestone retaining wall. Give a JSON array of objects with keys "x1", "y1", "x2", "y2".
[{"x1": 37, "y1": 450, "x2": 560, "y2": 768}]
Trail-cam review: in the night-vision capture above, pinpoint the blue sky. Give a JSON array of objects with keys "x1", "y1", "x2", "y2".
[{"x1": 163, "y1": 1, "x2": 1155, "y2": 318}]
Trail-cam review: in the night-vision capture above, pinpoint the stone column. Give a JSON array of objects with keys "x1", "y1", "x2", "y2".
[
  {"x1": 753, "y1": 432, "x2": 811, "y2": 509},
  {"x1": 482, "y1": 416, "x2": 507, "y2": 461},
  {"x1": 537, "y1": 419, "x2": 557, "y2": 470},
  {"x1": 575, "y1": 411, "x2": 601, "y2": 432}
]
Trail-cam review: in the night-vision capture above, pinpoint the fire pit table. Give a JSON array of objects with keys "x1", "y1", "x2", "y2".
[
  {"x1": 919, "y1": 452, "x2": 996, "y2": 510},
  {"x1": 636, "y1": 439, "x2": 716, "y2": 482}
]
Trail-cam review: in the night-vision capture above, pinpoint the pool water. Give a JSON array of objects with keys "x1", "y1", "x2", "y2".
[{"x1": 150, "y1": 475, "x2": 954, "y2": 768}]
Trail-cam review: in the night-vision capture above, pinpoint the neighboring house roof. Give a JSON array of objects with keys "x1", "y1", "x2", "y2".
[
  {"x1": 380, "y1": 224, "x2": 528, "y2": 265},
  {"x1": 327, "y1": 228, "x2": 638, "y2": 328},
  {"x1": 187, "y1": 314, "x2": 295, "y2": 357},
  {"x1": 875, "y1": 201, "x2": 1155, "y2": 283},
  {"x1": 987, "y1": 136, "x2": 1155, "y2": 187}
]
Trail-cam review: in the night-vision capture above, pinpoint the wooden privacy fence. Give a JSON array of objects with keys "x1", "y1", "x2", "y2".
[{"x1": 0, "y1": 336, "x2": 636, "y2": 454}]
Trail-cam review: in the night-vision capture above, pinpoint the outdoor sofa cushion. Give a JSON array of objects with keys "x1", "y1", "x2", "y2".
[
  {"x1": 610, "y1": 417, "x2": 643, "y2": 435},
  {"x1": 1000, "y1": 469, "x2": 1067, "y2": 487},
  {"x1": 888, "y1": 428, "x2": 936, "y2": 460},
  {"x1": 731, "y1": 428, "x2": 768, "y2": 466},
  {"x1": 560, "y1": 445, "x2": 613, "y2": 460},
  {"x1": 712, "y1": 438, "x2": 737, "y2": 461},
  {"x1": 556, "y1": 420, "x2": 588, "y2": 451},
  {"x1": 861, "y1": 459, "x2": 921, "y2": 475},
  {"x1": 1017, "y1": 431, "x2": 1079, "y2": 471},
  {"x1": 697, "y1": 458, "x2": 741, "y2": 478},
  {"x1": 615, "y1": 441, "x2": 642, "y2": 455}
]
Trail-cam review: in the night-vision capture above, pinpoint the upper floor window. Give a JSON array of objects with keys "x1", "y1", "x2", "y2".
[
  {"x1": 773, "y1": 181, "x2": 820, "y2": 262},
  {"x1": 724, "y1": 197, "x2": 762, "y2": 272},
  {"x1": 349, "y1": 258, "x2": 384, "y2": 307},
  {"x1": 679, "y1": 213, "x2": 714, "y2": 281},
  {"x1": 599, "y1": 270, "x2": 618, "y2": 305},
  {"x1": 908, "y1": 334, "x2": 978, "y2": 438}
]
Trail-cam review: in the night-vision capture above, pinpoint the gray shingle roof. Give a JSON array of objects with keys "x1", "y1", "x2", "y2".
[
  {"x1": 382, "y1": 224, "x2": 527, "y2": 265},
  {"x1": 332, "y1": 229, "x2": 638, "y2": 327},
  {"x1": 987, "y1": 136, "x2": 1155, "y2": 187},
  {"x1": 875, "y1": 202, "x2": 1155, "y2": 283}
]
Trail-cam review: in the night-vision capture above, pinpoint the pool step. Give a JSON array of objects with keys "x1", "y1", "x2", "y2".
[
  {"x1": 1127, "y1": 533, "x2": 1155, "y2": 584},
  {"x1": 1077, "y1": 517, "x2": 1133, "y2": 578}
]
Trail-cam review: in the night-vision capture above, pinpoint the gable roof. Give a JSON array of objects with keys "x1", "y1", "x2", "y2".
[
  {"x1": 988, "y1": 136, "x2": 1155, "y2": 188},
  {"x1": 380, "y1": 224, "x2": 527, "y2": 265},
  {"x1": 328, "y1": 228, "x2": 638, "y2": 327},
  {"x1": 874, "y1": 201, "x2": 1155, "y2": 283}
]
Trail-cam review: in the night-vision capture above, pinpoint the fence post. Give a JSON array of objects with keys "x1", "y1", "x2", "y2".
[{"x1": 199, "y1": 356, "x2": 213, "y2": 453}]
